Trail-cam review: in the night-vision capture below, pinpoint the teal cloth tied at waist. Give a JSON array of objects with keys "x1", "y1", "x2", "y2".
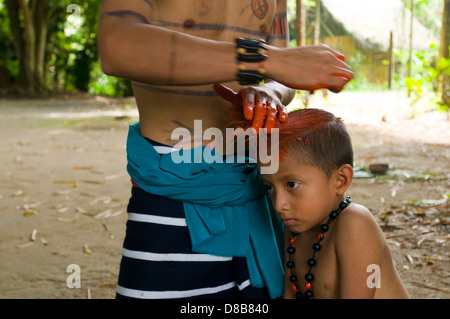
[{"x1": 126, "y1": 123, "x2": 284, "y2": 298}]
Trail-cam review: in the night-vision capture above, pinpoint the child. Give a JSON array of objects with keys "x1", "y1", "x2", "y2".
[{"x1": 257, "y1": 108, "x2": 410, "y2": 299}]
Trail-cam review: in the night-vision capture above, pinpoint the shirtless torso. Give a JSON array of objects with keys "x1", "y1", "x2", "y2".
[{"x1": 99, "y1": 0, "x2": 291, "y2": 148}]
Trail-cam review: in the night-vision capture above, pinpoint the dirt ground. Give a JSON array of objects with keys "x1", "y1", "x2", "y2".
[{"x1": 0, "y1": 91, "x2": 448, "y2": 299}]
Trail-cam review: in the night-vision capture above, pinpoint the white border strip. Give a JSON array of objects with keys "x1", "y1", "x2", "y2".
[
  {"x1": 128, "y1": 212, "x2": 187, "y2": 227},
  {"x1": 122, "y1": 248, "x2": 233, "y2": 263},
  {"x1": 116, "y1": 281, "x2": 237, "y2": 299},
  {"x1": 237, "y1": 279, "x2": 251, "y2": 291}
]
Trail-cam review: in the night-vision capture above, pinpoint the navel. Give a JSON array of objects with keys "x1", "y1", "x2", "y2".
[{"x1": 183, "y1": 19, "x2": 196, "y2": 29}]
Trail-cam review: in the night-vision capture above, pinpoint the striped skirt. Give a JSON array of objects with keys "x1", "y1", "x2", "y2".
[{"x1": 116, "y1": 139, "x2": 270, "y2": 299}]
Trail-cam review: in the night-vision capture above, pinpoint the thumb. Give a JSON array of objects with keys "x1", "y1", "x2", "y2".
[{"x1": 212, "y1": 83, "x2": 240, "y2": 110}]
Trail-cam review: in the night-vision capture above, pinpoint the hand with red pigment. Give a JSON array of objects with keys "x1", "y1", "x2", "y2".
[
  {"x1": 265, "y1": 43, "x2": 354, "y2": 93},
  {"x1": 213, "y1": 83, "x2": 287, "y2": 131}
]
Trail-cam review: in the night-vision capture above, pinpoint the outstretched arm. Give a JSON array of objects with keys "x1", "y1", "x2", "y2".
[
  {"x1": 98, "y1": 0, "x2": 237, "y2": 86},
  {"x1": 98, "y1": 0, "x2": 352, "y2": 90}
]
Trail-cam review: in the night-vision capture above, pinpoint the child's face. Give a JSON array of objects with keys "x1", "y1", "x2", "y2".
[{"x1": 260, "y1": 153, "x2": 340, "y2": 233}]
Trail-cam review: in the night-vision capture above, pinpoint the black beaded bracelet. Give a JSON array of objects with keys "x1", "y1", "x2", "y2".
[{"x1": 235, "y1": 38, "x2": 268, "y2": 85}]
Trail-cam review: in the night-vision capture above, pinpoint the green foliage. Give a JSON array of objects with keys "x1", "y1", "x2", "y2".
[
  {"x1": 403, "y1": 44, "x2": 450, "y2": 113},
  {"x1": 88, "y1": 61, "x2": 133, "y2": 97},
  {"x1": 0, "y1": 5, "x2": 17, "y2": 85},
  {"x1": 0, "y1": 0, "x2": 131, "y2": 97},
  {"x1": 434, "y1": 54, "x2": 450, "y2": 113},
  {"x1": 345, "y1": 77, "x2": 389, "y2": 92},
  {"x1": 60, "y1": 0, "x2": 133, "y2": 97},
  {"x1": 402, "y1": 0, "x2": 442, "y2": 36},
  {"x1": 55, "y1": 1, "x2": 100, "y2": 92}
]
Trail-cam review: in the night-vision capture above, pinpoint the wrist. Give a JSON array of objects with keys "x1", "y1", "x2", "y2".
[
  {"x1": 260, "y1": 44, "x2": 282, "y2": 81},
  {"x1": 235, "y1": 38, "x2": 268, "y2": 85}
]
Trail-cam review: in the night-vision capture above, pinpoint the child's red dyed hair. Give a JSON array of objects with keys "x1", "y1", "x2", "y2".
[{"x1": 228, "y1": 107, "x2": 353, "y2": 177}]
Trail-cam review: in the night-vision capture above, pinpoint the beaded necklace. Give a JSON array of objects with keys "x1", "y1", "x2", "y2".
[{"x1": 286, "y1": 196, "x2": 351, "y2": 299}]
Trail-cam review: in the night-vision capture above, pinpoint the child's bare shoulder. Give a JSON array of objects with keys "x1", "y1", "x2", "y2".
[
  {"x1": 337, "y1": 202, "x2": 375, "y2": 225},
  {"x1": 334, "y1": 203, "x2": 384, "y2": 244}
]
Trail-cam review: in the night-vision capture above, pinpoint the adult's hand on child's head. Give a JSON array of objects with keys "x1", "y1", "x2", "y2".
[
  {"x1": 213, "y1": 83, "x2": 287, "y2": 132},
  {"x1": 266, "y1": 43, "x2": 354, "y2": 93}
]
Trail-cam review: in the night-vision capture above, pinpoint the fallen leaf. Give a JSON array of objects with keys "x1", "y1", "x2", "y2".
[
  {"x1": 30, "y1": 229, "x2": 38, "y2": 241},
  {"x1": 72, "y1": 166, "x2": 93, "y2": 170},
  {"x1": 406, "y1": 254, "x2": 413, "y2": 264},
  {"x1": 94, "y1": 209, "x2": 123, "y2": 219},
  {"x1": 54, "y1": 190, "x2": 72, "y2": 195},
  {"x1": 16, "y1": 242, "x2": 34, "y2": 249},
  {"x1": 89, "y1": 196, "x2": 111, "y2": 205},
  {"x1": 110, "y1": 210, "x2": 123, "y2": 218},
  {"x1": 104, "y1": 173, "x2": 123, "y2": 180},
  {"x1": 76, "y1": 207, "x2": 88, "y2": 214},
  {"x1": 23, "y1": 202, "x2": 44, "y2": 209},
  {"x1": 83, "y1": 244, "x2": 91, "y2": 255},
  {"x1": 411, "y1": 281, "x2": 449, "y2": 292},
  {"x1": 24, "y1": 209, "x2": 38, "y2": 217},
  {"x1": 57, "y1": 206, "x2": 70, "y2": 214},
  {"x1": 54, "y1": 180, "x2": 78, "y2": 188},
  {"x1": 94, "y1": 209, "x2": 112, "y2": 219},
  {"x1": 82, "y1": 179, "x2": 104, "y2": 185},
  {"x1": 12, "y1": 156, "x2": 23, "y2": 164},
  {"x1": 13, "y1": 189, "x2": 25, "y2": 196}
]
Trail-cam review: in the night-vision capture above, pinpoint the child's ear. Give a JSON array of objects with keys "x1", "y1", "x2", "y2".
[{"x1": 334, "y1": 164, "x2": 353, "y2": 195}]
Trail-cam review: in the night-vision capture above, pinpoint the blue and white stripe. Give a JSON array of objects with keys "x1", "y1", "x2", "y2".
[{"x1": 116, "y1": 138, "x2": 268, "y2": 299}]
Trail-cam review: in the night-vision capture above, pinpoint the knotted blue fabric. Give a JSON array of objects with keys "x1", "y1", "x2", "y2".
[{"x1": 126, "y1": 123, "x2": 283, "y2": 298}]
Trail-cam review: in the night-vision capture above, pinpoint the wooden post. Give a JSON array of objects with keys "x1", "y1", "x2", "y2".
[
  {"x1": 295, "y1": 0, "x2": 306, "y2": 46},
  {"x1": 314, "y1": 0, "x2": 321, "y2": 44},
  {"x1": 388, "y1": 31, "x2": 394, "y2": 89},
  {"x1": 407, "y1": 0, "x2": 414, "y2": 97},
  {"x1": 440, "y1": 0, "x2": 450, "y2": 112}
]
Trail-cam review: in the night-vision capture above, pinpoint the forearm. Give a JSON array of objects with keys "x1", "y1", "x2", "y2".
[{"x1": 98, "y1": 23, "x2": 236, "y2": 86}]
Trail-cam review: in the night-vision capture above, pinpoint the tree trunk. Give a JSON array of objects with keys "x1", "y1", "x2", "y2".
[
  {"x1": 4, "y1": 0, "x2": 60, "y2": 95},
  {"x1": 35, "y1": 0, "x2": 50, "y2": 91},
  {"x1": 440, "y1": 0, "x2": 450, "y2": 61},
  {"x1": 19, "y1": 0, "x2": 37, "y2": 94},
  {"x1": 440, "y1": 0, "x2": 450, "y2": 109},
  {"x1": 5, "y1": 0, "x2": 25, "y2": 89}
]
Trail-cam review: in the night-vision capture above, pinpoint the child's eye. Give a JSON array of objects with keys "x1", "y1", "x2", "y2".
[
  {"x1": 264, "y1": 184, "x2": 273, "y2": 192},
  {"x1": 287, "y1": 182, "x2": 300, "y2": 190}
]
